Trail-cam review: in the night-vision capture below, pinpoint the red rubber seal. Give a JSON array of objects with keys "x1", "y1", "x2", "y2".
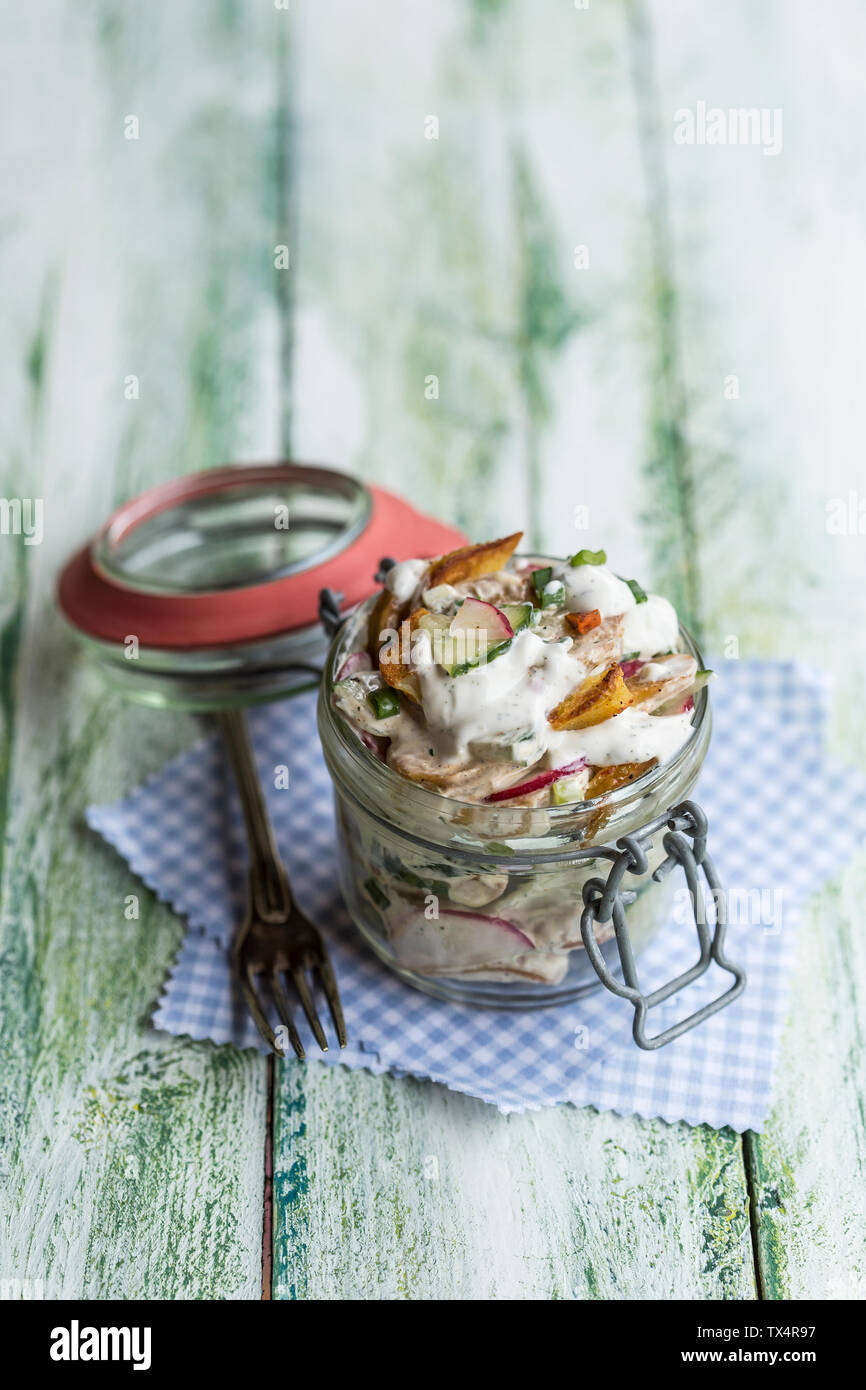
[{"x1": 57, "y1": 469, "x2": 466, "y2": 649}]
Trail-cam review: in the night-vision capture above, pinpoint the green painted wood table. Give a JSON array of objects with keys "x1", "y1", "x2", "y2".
[{"x1": 1, "y1": 0, "x2": 864, "y2": 1301}]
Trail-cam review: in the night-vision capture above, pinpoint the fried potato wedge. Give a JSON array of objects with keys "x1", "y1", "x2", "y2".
[
  {"x1": 426, "y1": 532, "x2": 523, "y2": 589},
  {"x1": 626, "y1": 653, "x2": 697, "y2": 713},
  {"x1": 547, "y1": 661, "x2": 632, "y2": 731},
  {"x1": 378, "y1": 607, "x2": 428, "y2": 703},
  {"x1": 585, "y1": 759, "x2": 657, "y2": 800},
  {"x1": 366, "y1": 588, "x2": 408, "y2": 658}
]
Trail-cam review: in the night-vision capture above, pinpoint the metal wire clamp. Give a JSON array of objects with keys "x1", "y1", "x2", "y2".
[
  {"x1": 319, "y1": 559, "x2": 396, "y2": 639},
  {"x1": 579, "y1": 800, "x2": 746, "y2": 1049}
]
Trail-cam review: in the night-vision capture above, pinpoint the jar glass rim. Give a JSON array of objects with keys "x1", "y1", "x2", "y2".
[
  {"x1": 91, "y1": 462, "x2": 372, "y2": 597},
  {"x1": 319, "y1": 568, "x2": 710, "y2": 831}
]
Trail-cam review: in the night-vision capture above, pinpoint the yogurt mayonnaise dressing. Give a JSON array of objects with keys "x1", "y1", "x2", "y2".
[
  {"x1": 385, "y1": 559, "x2": 691, "y2": 773},
  {"x1": 562, "y1": 563, "x2": 678, "y2": 657},
  {"x1": 385, "y1": 558, "x2": 429, "y2": 604},
  {"x1": 411, "y1": 626, "x2": 579, "y2": 764}
]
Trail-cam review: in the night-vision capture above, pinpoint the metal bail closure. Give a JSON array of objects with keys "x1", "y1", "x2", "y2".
[{"x1": 579, "y1": 800, "x2": 746, "y2": 1049}]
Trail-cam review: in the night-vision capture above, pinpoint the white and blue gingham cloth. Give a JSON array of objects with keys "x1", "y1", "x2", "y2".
[{"x1": 87, "y1": 662, "x2": 866, "y2": 1131}]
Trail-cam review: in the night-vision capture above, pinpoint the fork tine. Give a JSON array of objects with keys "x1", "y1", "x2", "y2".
[
  {"x1": 271, "y1": 969, "x2": 305, "y2": 1061},
  {"x1": 315, "y1": 954, "x2": 348, "y2": 1049},
  {"x1": 239, "y1": 969, "x2": 280, "y2": 1056},
  {"x1": 290, "y1": 966, "x2": 328, "y2": 1052}
]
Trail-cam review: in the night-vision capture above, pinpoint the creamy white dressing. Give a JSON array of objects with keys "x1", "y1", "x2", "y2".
[
  {"x1": 554, "y1": 562, "x2": 678, "y2": 657},
  {"x1": 385, "y1": 558, "x2": 428, "y2": 604},
  {"x1": 557, "y1": 562, "x2": 635, "y2": 618},
  {"x1": 342, "y1": 552, "x2": 697, "y2": 799},
  {"x1": 621, "y1": 594, "x2": 678, "y2": 657},
  {"x1": 640, "y1": 659, "x2": 673, "y2": 680},
  {"x1": 547, "y1": 706, "x2": 693, "y2": 768},
  {"x1": 413, "y1": 628, "x2": 584, "y2": 762}
]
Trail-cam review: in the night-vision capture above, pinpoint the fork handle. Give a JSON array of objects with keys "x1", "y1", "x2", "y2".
[{"x1": 217, "y1": 708, "x2": 292, "y2": 922}]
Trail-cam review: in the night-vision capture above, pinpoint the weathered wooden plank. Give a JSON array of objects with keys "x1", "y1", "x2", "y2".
[
  {"x1": 745, "y1": 867, "x2": 866, "y2": 1300},
  {"x1": 644, "y1": 0, "x2": 866, "y2": 1296},
  {"x1": 274, "y1": 0, "x2": 753, "y2": 1301},
  {"x1": 273, "y1": 1063, "x2": 753, "y2": 1300},
  {"x1": 0, "y1": 0, "x2": 285, "y2": 1297}
]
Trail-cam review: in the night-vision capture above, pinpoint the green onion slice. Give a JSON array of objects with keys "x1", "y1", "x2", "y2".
[
  {"x1": 368, "y1": 688, "x2": 401, "y2": 719},
  {"x1": 624, "y1": 577, "x2": 647, "y2": 604},
  {"x1": 531, "y1": 566, "x2": 553, "y2": 597},
  {"x1": 569, "y1": 548, "x2": 607, "y2": 567}
]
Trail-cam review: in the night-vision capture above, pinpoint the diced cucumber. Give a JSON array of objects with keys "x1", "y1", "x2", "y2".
[
  {"x1": 501, "y1": 601, "x2": 533, "y2": 633},
  {"x1": 417, "y1": 611, "x2": 460, "y2": 670},
  {"x1": 421, "y1": 601, "x2": 532, "y2": 677},
  {"x1": 551, "y1": 774, "x2": 587, "y2": 805},
  {"x1": 421, "y1": 583, "x2": 460, "y2": 612},
  {"x1": 445, "y1": 638, "x2": 511, "y2": 677},
  {"x1": 468, "y1": 726, "x2": 544, "y2": 765},
  {"x1": 417, "y1": 611, "x2": 451, "y2": 636}
]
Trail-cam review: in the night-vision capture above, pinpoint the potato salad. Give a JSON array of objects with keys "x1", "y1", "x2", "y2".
[{"x1": 332, "y1": 532, "x2": 710, "y2": 808}]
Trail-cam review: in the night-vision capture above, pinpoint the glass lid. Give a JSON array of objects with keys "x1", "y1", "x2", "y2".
[
  {"x1": 56, "y1": 461, "x2": 467, "y2": 712},
  {"x1": 92, "y1": 463, "x2": 371, "y2": 594}
]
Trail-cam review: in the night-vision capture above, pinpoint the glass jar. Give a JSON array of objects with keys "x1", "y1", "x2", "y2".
[{"x1": 317, "y1": 566, "x2": 713, "y2": 1010}]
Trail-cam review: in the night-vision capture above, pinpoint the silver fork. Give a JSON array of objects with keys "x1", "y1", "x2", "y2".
[{"x1": 217, "y1": 708, "x2": 347, "y2": 1060}]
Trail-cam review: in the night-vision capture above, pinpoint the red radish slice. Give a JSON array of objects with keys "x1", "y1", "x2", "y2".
[
  {"x1": 449, "y1": 597, "x2": 513, "y2": 642},
  {"x1": 620, "y1": 658, "x2": 645, "y2": 679},
  {"x1": 337, "y1": 650, "x2": 373, "y2": 680},
  {"x1": 485, "y1": 758, "x2": 588, "y2": 803},
  {"x1": 391, "y1": 907, "x2": 534, "y2": 972},
  {"x1": 358, "y1": 730, "x2": 387, "y2": 760}
]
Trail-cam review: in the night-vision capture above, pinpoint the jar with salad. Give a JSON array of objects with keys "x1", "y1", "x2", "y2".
[{"x1": 318, "y1": 531, "x2": 714, "y2": 1008}]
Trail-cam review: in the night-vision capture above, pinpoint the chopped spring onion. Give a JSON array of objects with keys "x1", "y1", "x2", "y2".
[
  {"x1": 569, "y1": 548, "x2": 607, "y2": 567},
  {"x1": 540, "y1": 580, "x2": 565, "y2": 608},
  {"x1": 367, "y1": 688, "x2": 401, "y2": 720},
  {"x1": 624, "y1": 577, "x2": 647, "y2": 604},
  {"x1": 531, "y1": 566, "x2": 553, "y2": 595}
]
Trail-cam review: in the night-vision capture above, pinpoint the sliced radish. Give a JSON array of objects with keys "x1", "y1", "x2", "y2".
[
  {"x1": 485, "y1": 758, "x2": 588, "y2": 803},
  {"x1": 449, "y1": 597, "x2": 513, "y2": 642},
  {"x1": 357, "y1": 730, "x2": 387, "y2": 760},
  {"x1": 337, "y1": 650, "x2": 373, "y2": 680},
  {"x1": 619, "y1": 658, "x2": 645, "y2": 679},
  {"x1": 390, "y1": 907, "x2": 535, "y2": 972}
]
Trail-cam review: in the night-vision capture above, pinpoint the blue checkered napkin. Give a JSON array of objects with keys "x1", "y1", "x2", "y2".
[{"x1": 87, "y1": 662, "x2": 866, "y2": 1130}]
